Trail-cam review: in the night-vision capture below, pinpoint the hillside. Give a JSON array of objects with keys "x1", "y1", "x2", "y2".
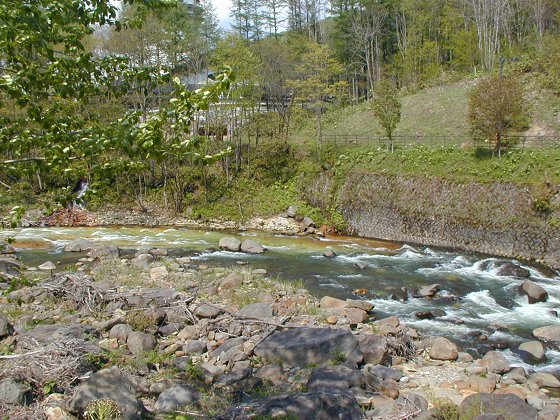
[{"x1": 293, "y1": 79, "x2": 560, "y2": 146}]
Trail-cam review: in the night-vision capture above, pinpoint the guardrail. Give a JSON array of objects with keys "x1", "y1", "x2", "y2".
[{"x1": 320, "y1": 134, "x2": 560, "y2": 150}]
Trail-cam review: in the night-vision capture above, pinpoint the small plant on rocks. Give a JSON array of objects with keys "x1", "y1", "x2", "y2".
[{"x1": 84, "y1": 398, "x2": 122, "y2": 420}]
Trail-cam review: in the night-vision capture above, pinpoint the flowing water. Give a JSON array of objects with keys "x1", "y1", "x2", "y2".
[{"x1": 2, "y1": 226, "x2": 560, "y2": 373}]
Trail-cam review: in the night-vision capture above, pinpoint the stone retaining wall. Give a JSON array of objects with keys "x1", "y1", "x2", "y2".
[{"x1": 313, "y1": 171, "x2": 560, "y2": 268}]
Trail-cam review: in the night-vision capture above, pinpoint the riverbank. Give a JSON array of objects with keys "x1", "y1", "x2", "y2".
[{"x1": 1, "y1": 243, "x2": 559, "y2": 419}]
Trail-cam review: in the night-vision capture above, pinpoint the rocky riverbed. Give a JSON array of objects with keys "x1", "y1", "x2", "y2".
[{"x1": 0, "y1": 240, "x2": 559, "y2": 419}]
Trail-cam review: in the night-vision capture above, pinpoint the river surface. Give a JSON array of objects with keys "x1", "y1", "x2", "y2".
[{"x1": 2, "y1": 226, "x2": 560, "y2": 374}]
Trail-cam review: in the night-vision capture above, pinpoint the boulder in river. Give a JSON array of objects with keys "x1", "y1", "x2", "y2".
[
  {"x1": 240, "y1": 239, "x2": 264, "y2": 254},
  {"x1": 88, "y1": 245, "x2": 120, "y2": 259},
  {"x1": 323, "y1": 250, "x2": 336, "y2": 258},
  {"x1": 38, "y1": 261, "x2": 56, "y2": 271},
  {"x1": 254, "y1": 327, "x2": 363, "y2": 368},
  {"x1": 218, "y1": 237, "x2": 241, "y2": 252},
  {"x1": 519, "y1": 280, "x2": 548, "y2": 304},
  {"x1": 517, "y1": 341, "x2": 546, "y2": 364},
  {"x1": 494, "y1": 261, "x2": 530, "y2": 278},
  {"x1": 415, "y1": 284, "x2": 441, "y2": 298},
  {"x1": 64, "y1": 238, "x2": 94, "y2": 252},
  {"x1": 478, "y1": 351, "x2": 510, "y2": 374},
  {"x1": 532, "y1": 325, "x2": 560, "y2": 343}
]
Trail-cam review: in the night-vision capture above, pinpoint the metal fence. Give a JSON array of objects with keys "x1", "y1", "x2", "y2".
[{"x1": 320, "y1": 134, "x2": 560, "y2": 150}]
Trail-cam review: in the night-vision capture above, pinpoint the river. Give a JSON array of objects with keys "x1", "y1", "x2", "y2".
[{"x1": 2, "y1": 226, "x2": 560, "y2": 374}]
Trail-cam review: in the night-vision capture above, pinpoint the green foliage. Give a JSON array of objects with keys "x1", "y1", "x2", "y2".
[
  {"x1": 84, "y1": 398, "x2": 122, "y2": 420},
  {"x1": 372, "y1": 80, "x2": 402, "y2": 144},
  {"x1": 468, "y1": 76, "x2": 529, "y2": 156},
  {"x1": 331, "y1": 350, "x2": 346, "y2": 365},
  {"x1": 431, "y1": 398, "x2": 459, "y2": 420},
  {"x1": 184, "y1": 360, "x2": 204, "y2": 381}
]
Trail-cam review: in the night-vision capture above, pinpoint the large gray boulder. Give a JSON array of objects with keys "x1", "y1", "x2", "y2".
[
  {"x1": 519, "y1": 280, "x2": 548, "y2": 304},
  {"x1": 459, "y1": 393, "x2": 537, "y2": 420},
  {"x1": 67, "y1": 366, "x2": 144, "y2": 419},
  {"x1": 495, "y1": 262, "x2": 530, "y2": 278},
  {"x1": 0, "y1": 313, "x2": 12, "y2": 338},
  {"x1": 88, "y1": 245, "x2": 120, "y2": 259},
  {"x1": 64, "y1": 238, "x2": 95, "y2": 252},
  {"x1": 415, "y1": 284, "x2": 441, "y2": 298},
  {"x1": 237, "y1": 303, "x2": 274, "y2": 318},
  {"x1": 479, "y1": 351, "x2": 510, "y2": 374},
  {"x1": 0, "y1": 379, "x2": 32, "y2": 406},
  {"x1": 126, "y1": 332, "x2": 156, "y2": 355},
  {"x1": 254, "y1": 391, "x2": 362, "y2": 419},
  {"x1": 154, "y1": 384, "x2": 200, "y2": 413},
  {"x1": 240, "y1": 239, "x2": 265, "y2": 254},
  {"x1": 306, "y1": 366, "x2": 365, "y2": 392},
  {"x1": 429, "y1": 337, "x2": 459, "y2": 361},
  {"x1": 254, "y1": 327, "x2": 363, "y2": 368},
  {"x1": 355, "y1": 334, "x2": 388, "y2": 365},
  {"x1": 532, "y1": 325, "x2": 560, "y2": 343},
  {"x1": 219, "y1": 237, "x2": 241, "y2": 252},
  {"x1": 0, "y1": 258, "x2": 21, "y2": 276},
  {"x1": 518, "y1": 341, "x2": 546, "y2": 363}
]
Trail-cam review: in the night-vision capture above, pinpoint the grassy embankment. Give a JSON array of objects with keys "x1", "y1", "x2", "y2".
[{"x1": 190, "y1": 78, "x2": 560, "y2": 226}]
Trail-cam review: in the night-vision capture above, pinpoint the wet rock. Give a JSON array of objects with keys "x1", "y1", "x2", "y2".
[
  {"x1": 532, "y1": 325, "x2": 560, "y2": 343},
  {"x1": 218, "y1": 237, "x2": 241, "y2": 252},
  {"x1": 0, "y1": 379, "x2": 32, "y2": 406},
  {"x1": 237, "y1": 303, "x2": 273, "y2": 318},
  {"x1": 154, "y1": 384, "x2": 200, "y2": 414},
  {"x1": 495, "y1": 262, "x2": 530, "y2": 278},
  {"x1": 478, "y1": 351, "x2": 510, "y2": 374},
  {"x1": 519, "y1": 280, "x2": 548, "y2": 304},
  {"x1": 390, "y1": 287, "x2": 409, "y2": 301},
  {"x1": 415, "y1": 309, "x2": 446, "y2": 320},
  {"x1": 64, "y1": 238, "x2": 94, "y2": 252},
  {"x1": 429, "y1": 337, "x2": 458, "y2": 361},
  {"x1": 323, "y1": 250, "x2": 337, "y2": 258},
  {"x1": 356, "y1": 334, "x2": 388, "y2": 365},
  {"x1": 306, "y1": 366, "x2": 365, "y2": 392},
  {"x1": 241, "y1": 239, "x2": 265, "y2": 254},
  {"x1": 517, "y1": 341, "x2": 546, "y2": 364},
  {"x1": 459, "y1": 393, "x2": 537, "y2": 420},
  {"x1": 254, "y1": 391, "x2": 361, "y2": 419},
  {"x1": 88, "y1": 245, "x2": 120, "y2": 259},
  {"x1": 254, "y1": 327, "x2": 363, "y2": 368},
  {"x1": 127, "y1": 332, "x2": 156, "y2": 355},
  {"x1": 219, "y1": 272, "x2": 243, "y2": 291},
  {"x1": 193, "y1": 303, "x2": 221, "y2": 319},
  {"x1": 415, "y1": 284, "x2": 441, "y2": 298}
]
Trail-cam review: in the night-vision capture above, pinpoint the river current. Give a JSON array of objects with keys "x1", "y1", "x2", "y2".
[{"x1": 2, "y1": 226, "x2": 560, "y2": 374}]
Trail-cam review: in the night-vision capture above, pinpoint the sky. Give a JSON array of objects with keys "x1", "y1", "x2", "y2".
[{"x1": 210, "y1": 0, "x2": 233, "y2": 30}]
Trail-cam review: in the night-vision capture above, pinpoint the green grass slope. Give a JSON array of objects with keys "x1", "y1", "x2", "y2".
[{"x1": 293, "y1": 78, "x2": 560, "y2": 146}]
